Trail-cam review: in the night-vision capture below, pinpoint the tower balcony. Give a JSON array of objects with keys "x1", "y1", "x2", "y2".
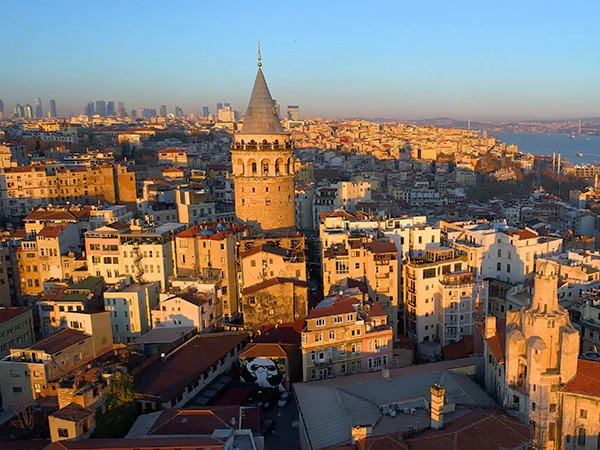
[{"x1": 231, "y1": 140, "x2": 294, "y2": 151}]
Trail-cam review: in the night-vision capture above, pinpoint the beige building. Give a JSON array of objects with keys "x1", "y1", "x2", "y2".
[
  {"x1": 241, "y1": 277, "x2": 308, "y2": 332},
  {"x1": 239, "y1": 244, "x2": 307, "y2": 289},
  {"x1": 230, "y1": 63, "x2": 296, "y2": 233},
  {"x1": 300, "y1": 296, "x2": 393, "y2": 381},
  {"x1": 49, "y1": 403, "x2": 95, "y2": 442},
  {"x1": 103, "y1": 277, "x2": 159, "y2": 343},
  {"x1": 175, "y1": 222, "x2": 245, "y2": 319},
  {"x1": 482, "y1": 260, "x2": 600, "y2": 449},
  {"x1": 322, "y1": 237, "x2": 399, "y2": 338},
  {"x1": 153, "y1": 289, "x2": 221, "y2": 331},
  {"x1": 0, "y1": 143, "x2": 28, "y2": 168},
  {"x1": 0, "y1": 308, "x2": 34, "y2": 358},
  {"x1": 0, "y1": 329, "x2": 97, "y2": 411}
]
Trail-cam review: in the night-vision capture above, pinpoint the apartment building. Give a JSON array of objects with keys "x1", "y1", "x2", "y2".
[
  {"x1": 300, "y1": 295, "x2": 393, "y2": 381},
  {"x1": 175, "y1": 222, "x2": 245, "y2": 319},
  {"x1": 312, "y1": 181, "x2": 372, "y2": 229},
  {"x1": 321, "y1": 236, "x2": 399, "y2": 338},
  {"x1": 0, "y1": 328, "x2": 97, "y2": 411},
  {"x1": 403, "y1": 246, "x2": 486, "y2": 349},
  {"x1": 103, "y1": 277, "x2": 159, "y2": 343},
  {"x1": 0, "y1": 308, "x2": 34, "y2": 358},
  {"x1": 86, "y1": 221, "x2": 185, "y2": 290},
  {"x1": 444, "y1": 221, "x2": 563, "y2": 283},
  {"x1": 0, "y1": 143, "x2": 28, "y2": 168},
  {"x1": 239, "y1": 244, "x2": 307, "y2": 289},
  {"x1": 153, "y1": 288, "x2": 221, "y2": 331},
  {"x1": 175, "y1": 187, "x2": 219, "y2": 225}
]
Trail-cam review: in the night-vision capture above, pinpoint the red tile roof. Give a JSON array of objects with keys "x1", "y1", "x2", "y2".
[
  {"x1": 364, "y1": 241, "x2": 397, "y2": 254},
  {"x1": 37, "y1": 224, "x2": 68, "y2": 238},
  {"x1": 561, "y1": 359, "x2": 600, "y2": 398},
  {"x1": 368, "y1": 301, "x2": 387, "y2": 318},
  {"x1": 147, "y1": 406, "x2": 260, "y2": 436},
  {"x1": 239, "y1": 342, "x2": 298, "y2": 359},
  {"x1": 50, "y1": 403, "x2": 94, "y2": 422},
  {"x1": 241, "y1": 277, "x2": 307, "y2": 296},
  {"x1": 485, "y1": 319, "x2": 506, "y2": 364},
  {"x1": 0, "y1": 307, "x2": 31, "y2": 325},
  {"x1": 134, "y1": 332, "x2": 249, "y2": 403},
  {"x1": 255, "y1": 318, "x2": 305, "y2": 345},
  {"x1": 307, "y1": 296, "x2": 357, "y2": 319},
  {"x1": 443, "y1": 335, "x2": 475, "y2": 361},
  {"x1": 239, "y1": 244, "x2": 288, "y2": 259},
  {"x1": 28, "y1": 328, "x2": 90, "y2": 354},
  {"x1": 505, "y1": 229, "x2": 538, "y2": 240}
]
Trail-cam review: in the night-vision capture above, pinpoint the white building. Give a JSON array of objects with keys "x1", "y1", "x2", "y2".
[{"x1": 103, "y1": 277, "x2": 160, "y2": 343}]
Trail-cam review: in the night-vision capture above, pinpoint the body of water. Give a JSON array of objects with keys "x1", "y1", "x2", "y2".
[{"x1": 493, "y1": 132, "x2": 600, "y2": 165}]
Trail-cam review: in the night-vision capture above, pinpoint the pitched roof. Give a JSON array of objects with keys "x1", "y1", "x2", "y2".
[
  {"x1": 239, "y1": 342, "x2": 298, "y2": 359},
  {"x1": 37, "y1": 224, "x2": 68, "y2": 238},
  {"x1": 505, "y1": 228, "x2": 538, "y2": 240},
  {"x1": 442, "y1": 335, "x2": 475, "y2": 361},
  {"x1": 134, "y1": 332, "x2": 248, "y2": 402},
  {"x1": 27, "y1": 328, "x2": 89, "y2": 354},
  {"x1": 364, "y1": 241, "x2": 398, "y2": 254},
  {"x1": 239, "y1": 244, "x2": 288, "y2": 259},
  {"x1": 239, "y1": 68, "x2": 286, "y2": 135},
  {"x1": 485, "y1": 319, "x2": 506, "y2": 363},
  {"x1": 241, "y1": 277, "x2": 307, "y2": 296},
  {"x1": 50, "y1": 403, "x2": 94, "y2": 422},
  {"x1": 561, "y1": 359, "x2": 600, "y2": 398},
  {"x1": 308, "y1": 296, "x2": 357, "y2": 319},
  {"x1": 0, "y1": 307, "x2": 31, "y2": 325},
  {"x1": 146, "y1": 406, "x2": 260, "y2": 436},
  {"x1": 255, "y1": 318, "x2": 305, "y2": 345}
]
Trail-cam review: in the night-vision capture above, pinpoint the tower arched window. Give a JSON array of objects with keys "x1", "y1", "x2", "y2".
[
  {"x1": 275, "y1": 160, "x2": 280, "y2": 174},
  {"x1": 262, "y1": 160, "x2": 269, "y2": 175},
  {"x1": 251, "y1": 162, "x2": 257, "y2": 174}
]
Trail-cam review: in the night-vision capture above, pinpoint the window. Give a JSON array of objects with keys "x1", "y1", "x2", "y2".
[
  {"x1": 249, "y1": 297, "x2": 256, "y2": 305},
  {"x1": 506, "y1": 264, "x2": 511, "y2": 273},
  {"x1": 335, "y1": 260, "x2": 349, "y2": 274},
  {"x1": 549, "y1": 403, "x2": 557, "y2": 412},
  {"x1": 315, "y1": 333, "x2": 323, "y2": 342},
  {"x1": 329, "y1": 331, "x2": 335, "y2": 340},
  {"x1": 531, "y1": 402, "x2": 536, "y2": 411},
  {"x1": 347, "y1": 314, "x2": 353, "y2": 321},
  {"x1": 578, "y1": 427, "x2": 586, "y2": 446},
  {"x1": 316, "y1": 319, "x2": 325, "y2": 327},
  {"x1": 497, "y1": 249, "x2": 501, "y2": 257},
  {"x1": 10, "y1": 369, "x2": 20, "y2": 377},
  {"x1": 58, "y1": 428, "x2": 69, "y2": 438},
  {"x1": 12, "y1": 386, "x2": 23, "y2": 393},
  {"x1": 334, "y1": 316, "x2": 343, "y2": 323},
  {"x1": 496, "y1": 262, "x2": 501, "y2": 271},
  {"x1": 580, "y1": 409, "x2": 587, "y2": 419},
  {"x1": 340, "y1": 345, "x2": 346, "y2": 356},
  {"x1": 341, "y1": 363, "x2": 346, "y2": 374},
  {"x1": 548, "y1": 422, "x2": 556, "y2": 442}
]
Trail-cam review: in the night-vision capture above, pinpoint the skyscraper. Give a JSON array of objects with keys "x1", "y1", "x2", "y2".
[
  {"x1": 107, "y1": 101, "x2": 116, "y2": 116},
  {"x1": 49, "y1": 99, "x2": 57, "y2": 118},
  {"x1": 35, "y1": 97, "x2": 43, "y2": 118},
  {"x1": 202, "y1": 106, "x2": 209, "y2": 118},
  {"x1": 13, "y1": 104, "x2": 24, "y2": 118},
  {"x1": 96, "y1": 100, "x2": 107, "y2": 117},
  {"x1": 159, "y1": 105, "x2": 167, "y2": 118},
  {"x1": 117, "y1": 102, "x2": 126, "y2": 118},
  {"x1": 230, "y1": 57, "x2": 295, "y2": 232},
  {"x1": 130, "y1": 109, "x2": 138, "y2": 119},
  {"x1": 85, "y1": 101, "x2": 95, "y2": 118},
  {"x1": 24, "y1": 104, "x2": 34, "y2": 119},
  {"x1": 287, "y1": 105, "x2": 299, "y2": 121},
  {"x1": 175, "y1": 106, "x2": 183, "y2": 117},
  {"x1": 216, "y1": 102, "x2": 223, "y2": 112},
  {"x1": 0, "y1": 99, "x2": 4, "y2": 118}
]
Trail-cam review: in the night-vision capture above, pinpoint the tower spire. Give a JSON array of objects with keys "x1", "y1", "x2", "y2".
[{"x1": 257, "y1": 42, "x2": 262, "y2": 67}]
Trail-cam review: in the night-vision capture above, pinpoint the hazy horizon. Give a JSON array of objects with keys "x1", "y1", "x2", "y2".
[{"x1": 2, "y1": 0, "x2": 599, "y2": 122}]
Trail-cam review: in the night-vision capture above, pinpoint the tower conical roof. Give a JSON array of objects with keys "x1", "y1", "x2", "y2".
[{"x1": 240, "y1": 68, "x2": 285, "y2": 134}]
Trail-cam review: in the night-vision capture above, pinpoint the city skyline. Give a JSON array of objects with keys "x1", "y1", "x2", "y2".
[{"x1": 1, "y1": 1, "x2": 600, "y2": 121}]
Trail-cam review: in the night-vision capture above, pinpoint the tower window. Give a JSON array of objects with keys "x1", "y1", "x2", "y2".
[
  {"x1": 266, "y1": 187, "x2": 269, "y2": 192},
  {"x1": 251, "y1": 162, "x2": 257, "y2": 174}
]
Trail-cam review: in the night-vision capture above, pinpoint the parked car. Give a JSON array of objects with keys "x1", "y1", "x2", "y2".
[
  {"x1": 278, "y1": 391, "x2": 290, "y2": 408},
  {"x1": 261, "y1": 419, "x2": 277, "y2": 435}
]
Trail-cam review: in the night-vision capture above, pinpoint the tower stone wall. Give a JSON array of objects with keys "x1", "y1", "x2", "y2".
[{"x1": 231, "y1": 67, "x2": 296, "y2": 233}]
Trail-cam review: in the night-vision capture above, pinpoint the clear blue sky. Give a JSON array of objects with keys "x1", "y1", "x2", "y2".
[{"x1": 1, "y1": 0, "x2": 599, "y2": 121}]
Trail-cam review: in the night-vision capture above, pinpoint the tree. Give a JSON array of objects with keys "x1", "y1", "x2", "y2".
[
  {"x1": 93, "y1": 372, "x2": 137, "y2": 438},
  {"x1": 10, "y1": 396, "x2": 38, "y2": 433}
]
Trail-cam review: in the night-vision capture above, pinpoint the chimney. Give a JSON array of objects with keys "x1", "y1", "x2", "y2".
[
  {"x1": 430, "y1": 384, "x2": 445, "y2": 429},
  {"x1": 484, "y1": 315, "x2": 497, "y2": 340}
]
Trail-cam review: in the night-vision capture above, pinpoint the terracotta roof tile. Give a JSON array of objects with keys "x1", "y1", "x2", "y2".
[
  {"x1": 0, "y1": 307, "x2": 31, "y2": 325},
  {"x1": 561, "y1": 359, "x2": 600, "y2": 397},
  {"x1": 242, "y1": 277, "x2": 307, "y2": 296},
  {"x1": 51, "y1": 403, "x2": 94, "y2": 422},
  {"x1": 239, "y1": 342, "x2": 298, "y2": 359}
]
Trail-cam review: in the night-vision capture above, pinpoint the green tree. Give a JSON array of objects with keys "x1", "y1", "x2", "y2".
[{"x1": 93, "y1": 372, "x2": 137, "y2": 438}]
